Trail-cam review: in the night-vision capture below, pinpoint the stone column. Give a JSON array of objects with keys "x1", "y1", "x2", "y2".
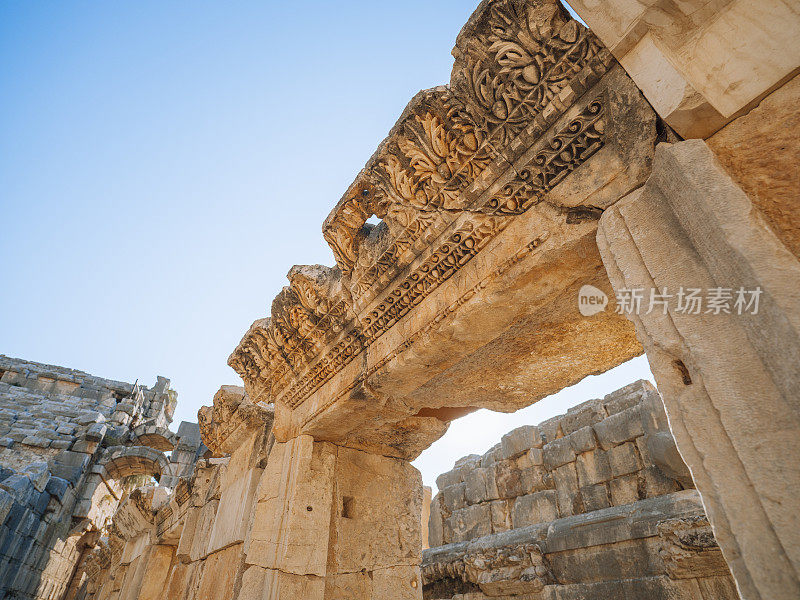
[
  {"x1": 596, "y1": 140, "x2": 800, "y2": 600},
  {"x1": 241, "y1": 435, "x2": 423, "y2": 599}
]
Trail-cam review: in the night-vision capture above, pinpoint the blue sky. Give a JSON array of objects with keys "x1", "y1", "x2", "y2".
[{"x1": 0, "y1": 1, "x2": 650, "y2": 489}]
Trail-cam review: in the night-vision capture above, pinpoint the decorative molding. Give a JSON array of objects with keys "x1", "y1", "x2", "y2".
[{"x1": 229, "y1": 0, "x2": 612, "y2": 414}]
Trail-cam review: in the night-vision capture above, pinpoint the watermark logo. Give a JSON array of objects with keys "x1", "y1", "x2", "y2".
[
  {"x1": 577, "y1": 285, "x2": 762, "y2": 316},
  {"x1": 578, "y1": 284, "x2": 608, "y2": 316}
]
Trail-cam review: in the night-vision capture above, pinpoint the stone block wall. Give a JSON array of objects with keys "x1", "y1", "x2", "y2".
[
  {"x1": 423, "y1": 381, "x2": 740, "y2": 599},
  {"x1": 429, "y1": 380, "x2": 690, "y2": 547},
  {"x1": 0, "y1": 356, "x2": 200, "y2": 600},
  {"x1": 67, "y1": 385, "x2": 275, "y2": 600}
]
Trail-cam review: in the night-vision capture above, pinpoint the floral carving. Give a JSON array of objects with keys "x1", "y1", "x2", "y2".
[
  {"x1": 380, "y1": 108, "x2": 491, "y2": 212},
  {"x1": 455, "y1": 0, "x2": 604, "y2": 145}
]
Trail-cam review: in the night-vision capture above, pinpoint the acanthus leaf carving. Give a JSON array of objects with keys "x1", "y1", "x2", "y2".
[{"x1": 454, "y1": 0, "x2": 605, "y2": 146}]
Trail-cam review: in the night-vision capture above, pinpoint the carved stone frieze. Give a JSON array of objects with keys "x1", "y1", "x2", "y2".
[
  {"x1": 483, "y1": 96, "x2": 604, "y2": 214},
  {"x1": 197, "y1": 385, "x2": 274, "y2": 455},
  {"x1": 228, "y1": 0, "x2": 655, "y2": 446},
  {"x1": 657, "y1": 515, "x2": 732, "y2": 580},
  {"x1": 422, "y1": 541, "x2": 553, "y2": 597},
  {"x1": 451, "y1": 0, "x2": 608, "y2": 146}
]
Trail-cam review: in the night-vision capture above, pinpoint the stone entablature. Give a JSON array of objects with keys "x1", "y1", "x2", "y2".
[{"x1": 228, "y1": 0, "x2": 656, "y2": 461}]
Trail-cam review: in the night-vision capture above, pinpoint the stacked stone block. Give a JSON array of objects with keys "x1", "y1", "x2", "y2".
[
  {"x1": 423, "y1": 381, "x2": 738, "y2": 599},
  {"x1": 66, "y1": 387, "x2": 274, "y2": 600},
  {"x1": 0, "y1": 356, "x2": 200, "y2": 600},
  {"x1": 429, "y1": 380, "x2": 689, "y2": 547}
]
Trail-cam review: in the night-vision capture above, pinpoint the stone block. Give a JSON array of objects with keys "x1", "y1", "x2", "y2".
[
  {"x1": 441, "y1": 482, "x2": 467, "y2": 512},
  {"x1": 480, "y1": 444, "x2": 501, "y2": 468},
  {"x1": 609, "y1": 474, "x2": 640, "y2": 506},
  {"x1": 561, "y1": 400, "x2": 607, "y2": 435},
  {"x1": 607, "y1": 443, "x2": 641, "y2": 478},
  {"x1": 519, "y1": 466, "x2": 551, "y2": 494},
  {"x1": 36, "y1": 428, "x2": 59, "y2": 440},
  {"x1": 576, "y1": 450, "x2": 612, "y2": 487},
  {"x1": 50, "y1": 452, "x2": 89, "y2": 484},
  {"x1": 500, "y1": 425, "x2": 541, "y2": 459},
  {"x1": 22, "y1": 463, "x2": 49, "y2": 492},
  {"x1": 603, "y1": 380, "x2": 649, "y2": 415},
  {"x1": 0, "y1": 438, "x2": 14, "y2": 448},
  {"x1": 453, "y1": 457, "x2": 480, "y2": 485},
  {"x1": 580, "y1": 483, "x2": 611, "y2": 512},
  {"x1": 448, "y1": 503, "x2": 491, "y2": 542},
  {"x1": 44, "y1": 478, "x2": 70, "y2": 504},
  {"x1": 552, "y1": 463, "x2": 581, "y2": 518},
  {"x1": 511, "y1": 490, "x2": 558, "y2": 528},
  {"x1": 567, "y1": 426, "x2": 597, "y2": 454},
  {"x1": 76, "y1": 411, "x2": 104, "y2": 425},
  {"x1": 428, "y1": 494, "x2": 444, "y2": 548},
  {"x1": 465, "y1": 467, "x2": 499, "y2": 504},
  {"x1": 21, "y1": 436, "x2": 49, "y2": 448},
  {"x1": 0, "y1": 474, "x2": 36, "y2": 507},
  {"x1": 493, "y1": 461, "x2": 523, "y2": 499},
  {"x1": 537, "y1": 417, "x2": 562, "y2": 446},
  {"x1": 455, "y1": 454, "x2": 481, "y2": 468},
  {"x1": 527, "y1": 447, "x2": 543, "y2": 466},
  {"x1": 489, "y1": 500, "x2": 511, "y2": 533},
  {"x1": 593, "y1": 405, "x2": 644, "y2": 450},
  {"x1": 543, "y1": 437, "x2": 576, "y2": 470},
  {"x1": 0, "y1": 489, "x2": 14, "y2": 523},
  {"x1": 435, "y1": 470, "x2": 461, "y2": 491},
  {"x1": 641, "y1": 466, "x2": 680, "y2": 499},
  {"x1": 69, "y1": 440, "x2": 98, "y2": 454},
  {"x1": 85, "y1": 423, "x2": 107, "y2": 442}
]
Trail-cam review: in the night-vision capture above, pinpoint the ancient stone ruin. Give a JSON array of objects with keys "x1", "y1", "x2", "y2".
[
  {"x1": 2, "y1": 0, "x2": 798, "y2": 598},
  {"x1": 0, "y1": 356, "x2": 202, "y2": 599},
  {"x1": 422, "y1": 380, "x2": 738, "y2": 599}
]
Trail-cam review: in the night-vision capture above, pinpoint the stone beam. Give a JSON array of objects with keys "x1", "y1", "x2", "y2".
[{"x1": 229, "y1": 0, "x2": 658, "y2": 460}]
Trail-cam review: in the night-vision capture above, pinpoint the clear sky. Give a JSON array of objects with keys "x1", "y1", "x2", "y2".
[{"x1": 0, "y1": 1, "x2": 651, "y2": 490}]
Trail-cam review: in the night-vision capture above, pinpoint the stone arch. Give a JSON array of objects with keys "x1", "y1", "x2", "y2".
[
  {"x1": 128, "y1": 421, "x2": 178, "y2": 452},
  {"x1": 98, "y1": 445, "x2": 170, "y2": 482}
]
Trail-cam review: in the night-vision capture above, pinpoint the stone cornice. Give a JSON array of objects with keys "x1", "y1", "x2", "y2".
[{"x1": 228, "y1": 0, "x2": 615, "y2": 415}]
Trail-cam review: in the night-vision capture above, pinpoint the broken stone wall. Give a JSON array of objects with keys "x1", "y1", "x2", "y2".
[
  {"x1": 71, "y1": 385, "x2": 275, "y2": 600},
  {"x1": 423, "y1": 381, "x2": 739, "y2": 599},
  {"x1": 0, "y1": 356, "x2": 200, "y2": 600},
  {"x1": 428, "y1": 380, "x2": 690, "y2": 546}
]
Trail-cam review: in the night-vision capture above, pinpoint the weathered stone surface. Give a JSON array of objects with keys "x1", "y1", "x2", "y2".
[
  {"x1": 422, "y1": 491, "x2": 737, "y2": 600},
  {"x1": 432, "y1": 381, "x2": 692, "y2": 549},
  {"x1": 569, "y1": 0, "x2": 800, "y2": 137},
  {"x1": 0, "y1": 356, "x2": 186, "y2": 600},
  {"x1": 707, "y1": 73, "x2": 800, "y2": 258},
  {"x1": 228, "y1": 0, "x2": 656, "y2": 464},
  {"x1": 597, "y1": 139, "x2": 800, "y2": 600}
]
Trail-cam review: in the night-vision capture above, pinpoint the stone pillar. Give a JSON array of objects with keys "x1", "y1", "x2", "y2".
[
  {"x1": 596, "y1": 140, "x2": 800, "y2": 600},
  {"x1": 242, "y1": 435, "x2": 423, "y2": 599},
  {"x1": 568, "y1": 0, "x2": 800, "y2": 138}
]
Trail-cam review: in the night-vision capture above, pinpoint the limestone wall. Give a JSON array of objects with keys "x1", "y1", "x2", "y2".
[
  {"x1": 429, "y1": 380, "x2": 690, "y2": 546},
  {"x1": 70, "y1": 386, "x2": 275, "y2": 600},
  {"x1": 0, "y1": 356, "x2": 200, "y2": 600},
  {"x1": 423, "y1": 381, "x2": 740, "y2": 599}
]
